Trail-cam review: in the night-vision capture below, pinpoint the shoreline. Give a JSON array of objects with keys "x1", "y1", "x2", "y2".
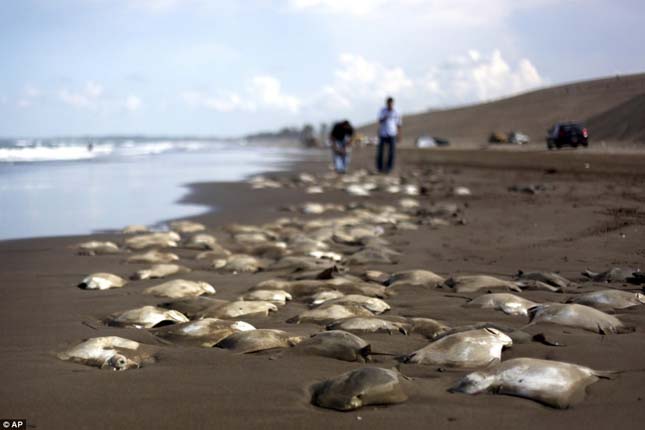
[{"x1": 1, "y1": 147, "x2": 644, "y2": 429}]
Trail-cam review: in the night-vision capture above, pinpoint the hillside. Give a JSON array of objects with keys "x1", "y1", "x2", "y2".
[
  {"x1": 358, "y1": 73, "x2": 645, "y2": 146},
  {"x1": 585, "y1": 93, "x2": 645, "y2": 143}
]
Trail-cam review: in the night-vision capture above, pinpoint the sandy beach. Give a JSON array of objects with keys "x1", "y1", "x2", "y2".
[{"x1": 1, "y1": 146, "x2": 644, "y2": 430}]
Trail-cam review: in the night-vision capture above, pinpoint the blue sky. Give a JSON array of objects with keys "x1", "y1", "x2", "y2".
[{"x1": 1, "y1": 0, "x2": 643, "y2": 137}]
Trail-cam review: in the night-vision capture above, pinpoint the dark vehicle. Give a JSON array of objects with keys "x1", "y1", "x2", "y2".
[{"x1": 546, "y1": 122, "x2": 589, "y2": 149}]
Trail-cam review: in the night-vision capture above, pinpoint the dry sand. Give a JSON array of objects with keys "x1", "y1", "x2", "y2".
[{"x1": 1, "y1": 146, "x2": 644, "y2": 429}]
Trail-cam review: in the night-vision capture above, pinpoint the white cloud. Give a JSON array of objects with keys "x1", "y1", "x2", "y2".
[
  {"x1": 16, "y1": 85, "x2": 42, "y2": 109},
  {"x1": 59, "y1": 81, "x2": 104, "y2": 109},
  {"x1": 25, "y1": 85, "x2": 41, "y2": 98},
  {"x1": 125, "y1": 95, "x2": 143, "y2": 111},
  {"x1": 17, "y1": 99, "x2": 32, "y2": 109},
  {"x1": 172, "y1": 42, "x2": 239, "y2": 67},
  {"x1": 422, "y1": 49, "x2": 544, "y2": 104},
  {"x1": 181, "y1": 75, "x2": 300, "y2": 113},
  {"x1": 181, "y1": 90, "x2": 256, "y2": 113},
  {"x1": 333, "y1": 53, "x2": 413, "y2": 102},
  {"x1": 305, "y1": 53, "x2": 414, "y2": 119},
  {"x1": 249, "y1": 76, "x2": 301, "y2": 113}
]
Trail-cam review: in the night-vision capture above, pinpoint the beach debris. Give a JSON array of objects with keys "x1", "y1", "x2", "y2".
[
  {"x1": 169, "y1": 220, "x2": 206, "y2": 234},
  {"x1": 76, "y1": 241, "x2": 120, "y2": 255},
  {"x1": 78, "y1": 273, "x2": 127, "y2": 290},
  {"x1": 311, "y1": 367, "x2": 408, "y2": 411},
  {"x1": 215, "y1": 329, "x2": 302, "y2": 354},
  {"x1": 239, "y1": 289, "x2": 292, "y2": 305},
  {"x1": 131, "y1": 263, "x2": 190, "y2": 280},
  {"x1": 291, "y1": 330, "x2": 371, "y2": 362},
  {"x1": 327, "y1": 317, "x2": 410, "y2": 335},
  {"x1": 107, "y1": 305, "x2": 189, "y2": 329},
  {"x1": 151, "y1": 318, "x2": 255, "y2": 347},
  {"x1": 58, "y1": 336, "x2": 155, "y2": 370},
  {"x1": 127, "y1": 249, "x2": 180, "y2": 264},
  {"x1": 441, "y1": 275, "x2": 522, "y2": 293},
  {"x1": 527, "y1": 303, "x2": 627, "y2": 334},
  {"x1": 450, "y1": 358, "x2": 612, "y2": 408},
  {"x1": 566, "y1": 290, "x2": 645, "y2": 311},
  {"x1": 401, "y1": 328, "x2": 512, "y2": 368},
  {"x1": 464, "y1": 293, "x2": 538, "y2": 316},
  {"x1": 143, "y1": 279, "x2": 215, "y2": 298}
]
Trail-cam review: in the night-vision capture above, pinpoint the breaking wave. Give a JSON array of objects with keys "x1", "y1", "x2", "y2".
[{"x1": 0, "y1": 138, "x2": 215, "y2": 163}]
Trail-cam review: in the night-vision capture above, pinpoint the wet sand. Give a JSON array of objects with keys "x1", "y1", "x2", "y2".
[{"x1": 1, "y1": 147, "x2": 644, "y2": 429}]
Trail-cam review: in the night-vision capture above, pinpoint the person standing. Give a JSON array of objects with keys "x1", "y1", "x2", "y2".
[
  {"x1": 329, "y1": 120, "x2": 354, "y2": 174},
  {"x1": 376, "y1": 97, "x2": 402, "y2": 173}
]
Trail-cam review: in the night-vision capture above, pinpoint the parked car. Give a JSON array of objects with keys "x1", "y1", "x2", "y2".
[
  {"x1": 416, "y1": 135, "x2": 450, "y2": 148},
  {"x1": 546, "y1": 122, "x2": 589, "y2": 149},
  {"x1": 488, "y1": 131, "x2": 529, "y2": 145},
  {"x1": 488, "y1": 131, "x2": 508, "y2": 143},
  {"x1": 508, "y1": 131, "x2": 530, "y2": 145}
]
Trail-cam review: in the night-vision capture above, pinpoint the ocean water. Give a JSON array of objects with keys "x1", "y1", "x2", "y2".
[{"x1": 0, "y1": 138, "x2": 307, "y2": 241}]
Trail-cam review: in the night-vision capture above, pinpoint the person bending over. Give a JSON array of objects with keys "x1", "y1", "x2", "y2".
[{"x1": 330, "y1": 120, "x2": 354, "y2": 174}]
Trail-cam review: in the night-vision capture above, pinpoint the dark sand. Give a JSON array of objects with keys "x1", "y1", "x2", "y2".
[{"x1": 1, "y1": 147, "x2": 644, "y2": 429}]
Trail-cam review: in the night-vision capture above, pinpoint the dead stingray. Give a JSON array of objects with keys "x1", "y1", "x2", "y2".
[
  {"x1": 582, "y1": 267, "x2": 642, "y2": 283},
  {"x1": 450, "y1": 357, "x2": 613, "y2": 408},
  {"x1": 311, "y1": 367, "x2": 408, "y2": 411},
  {"x1": 527, "y1": 303, "x2": 629, "y2": 334}
]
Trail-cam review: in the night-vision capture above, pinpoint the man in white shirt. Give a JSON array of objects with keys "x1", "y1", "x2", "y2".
[{"x1": 376, "y1": 97, "x2": 402, "y2": 173}]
